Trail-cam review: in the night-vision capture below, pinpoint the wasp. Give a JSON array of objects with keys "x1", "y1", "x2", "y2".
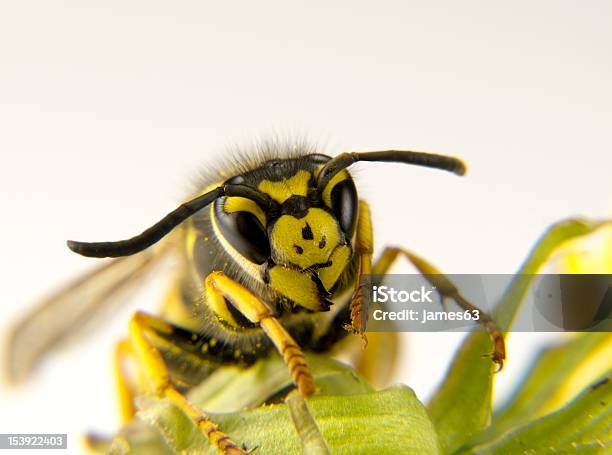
[{"x1": 7, "y1": 141, "x2": 505, "y2": 454}]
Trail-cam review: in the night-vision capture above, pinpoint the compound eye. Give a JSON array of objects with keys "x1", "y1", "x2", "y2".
[
  {"x1": 329, "y1": 178, "x2": 358, "y2": 237},
  {"x1": 214, "y1": 199, "x2": 271, "y2": 264}
]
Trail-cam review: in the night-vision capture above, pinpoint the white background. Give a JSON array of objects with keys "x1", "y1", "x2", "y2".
[{"x1": 1, "y1": 2, "x2": 610, "y2": 453}]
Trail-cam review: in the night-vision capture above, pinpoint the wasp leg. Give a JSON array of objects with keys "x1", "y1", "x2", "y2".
[
  {"x1": 114, "y1": 339, "x2": 138, "y2": 423},
  {"x1": 346, "y1": 200, "x2": 374, "y2": 344},
  {"x1": 205, "y1": 271, "x2": 315, "y2": 397},
  {"x1": 128, "y1": 311, "x2": 247, "y2": 455},
  {"x1": 373, "y1": 247, "x2": 506, "y2": 370}
]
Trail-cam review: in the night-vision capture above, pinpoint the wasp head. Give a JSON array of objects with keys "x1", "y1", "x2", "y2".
[{"x1": 213, "y1": 156, "x2": 357, "y2": 311}]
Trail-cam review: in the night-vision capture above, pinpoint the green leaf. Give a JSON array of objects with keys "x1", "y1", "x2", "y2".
[
  {"x1": 184, "y1": 351, "x2": 373, "y2": 413},
  {"x1": 494, "y1": 219, "x2": 611, "y2": 332},
  {"x1": 493, "y1": 332, "x2": 612, "y2": 435},
  {"x1": 142, "y1": 385, "x2": 441, "y2": 455},
  {"x1": 427, "y1": 218, "x2": 611, "y2": 454},
  {"x1": 110, "y1": 354, "x2": 441, "y2": 454},
  {"x1": 426, "y1": 331, "x2": 495, "y2": 454},
  {"x1": 461, "y1": 373, "x2": 611, "y2": 454},
  {"x1": 459, "y1": 332, "x2": 612, "y2": 451},
  {"x1": 85, "y1": 427, "x2": 171, "y2": 455}
]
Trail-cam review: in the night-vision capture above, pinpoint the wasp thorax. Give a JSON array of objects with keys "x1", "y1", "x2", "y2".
[{"x1": 269, "y1": 208, "x2": 343, "y2": 269}]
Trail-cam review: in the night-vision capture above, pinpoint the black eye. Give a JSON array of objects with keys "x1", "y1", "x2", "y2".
[
  {"x1": 330, "y1": 179, "x2": 358, "y2": 237},
  {"x1": 214, "y1": 199, "x2": 271, "y2": 264}
]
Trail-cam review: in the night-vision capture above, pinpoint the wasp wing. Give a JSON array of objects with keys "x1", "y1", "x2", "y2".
[{"x1": 5, "y1": 244, "x2": 174, "y2": 383}]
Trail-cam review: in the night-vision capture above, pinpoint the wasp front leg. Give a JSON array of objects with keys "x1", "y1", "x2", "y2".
[
  {"x1": 373, "y1": 247, "x2": 506, "y2": 370},
  {"x1": 126, "y1": 311, "x2": 248, "y2": 455},
  {"x1": 205, "y1": 271, "x2": 315, "y2": 397},
  {"x1": 346, "y1": 200, "x2": 374, "y2": 343}
]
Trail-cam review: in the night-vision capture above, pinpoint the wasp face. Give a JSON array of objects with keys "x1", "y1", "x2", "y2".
[
  {"x1": 213, "y1": 155, "x2": 358, "y2": 311},
  {"x1": 269, "y1": 203, "x2": 345, "y2": 270}
]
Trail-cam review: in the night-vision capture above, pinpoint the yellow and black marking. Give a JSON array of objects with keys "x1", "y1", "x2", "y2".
[{"x1": 8, "y1": 141, "x2": 504, "y2": 454}]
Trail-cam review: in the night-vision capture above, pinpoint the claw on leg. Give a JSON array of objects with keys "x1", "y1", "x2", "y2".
[
  {"x1": 482, "y1": 326, "x2": 506, "y2": 372},
  {"x1": 345, "y1": 278, "x2": 370, "y2": 347},
  {"x1": 451, "y1": 293, "x2": 506, "y2": 371}
]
